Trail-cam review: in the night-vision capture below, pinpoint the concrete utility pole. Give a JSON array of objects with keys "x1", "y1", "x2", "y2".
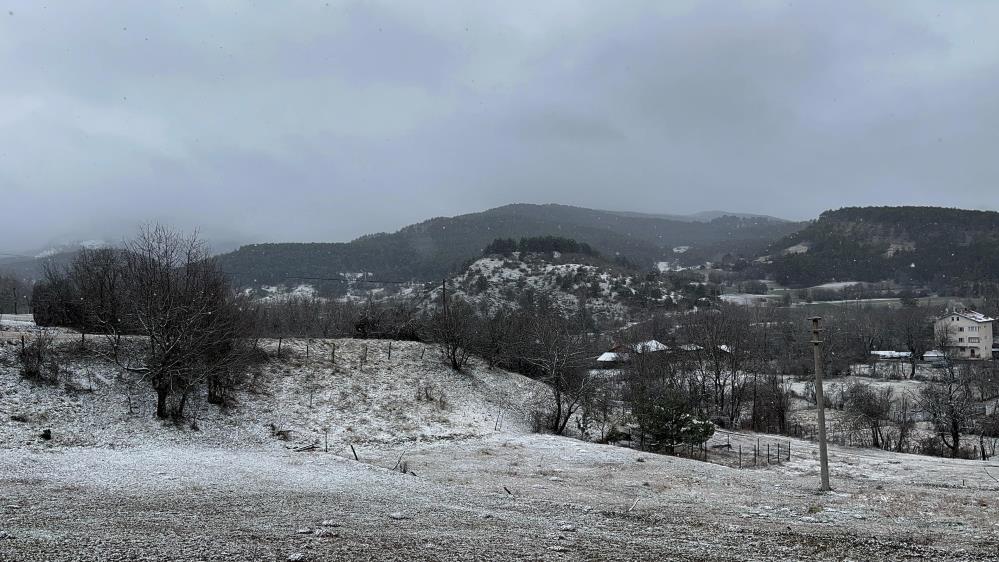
[
  {"x1": 441, "y1": 278, "x2": 448, "y2": 319},
  {"x1": 809, "y1": 317, "x2": 831, "y2": 492}
]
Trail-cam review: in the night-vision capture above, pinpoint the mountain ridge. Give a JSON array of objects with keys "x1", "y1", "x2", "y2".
[
  {"x1": 763, "y1": 206, "x2": 999, "y2": 289},
  {"x1": 217, "y1": 203, "x2": 803, "y2": 288}
]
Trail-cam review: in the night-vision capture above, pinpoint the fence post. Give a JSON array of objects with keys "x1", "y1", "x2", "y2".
[
  {"x1": 767, "y1": 443, "x2": 770, "y2": 465},
  {"x1": 739, "y1": 445, "x2": 742, "y2": 469}
]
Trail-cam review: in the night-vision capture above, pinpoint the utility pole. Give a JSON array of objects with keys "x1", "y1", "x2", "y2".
[
  {"x1": 809, "y1": 316, "x2": 831, "y2": 492},
  {"x1": 441, "y1": 278, "x2": 447, "y2": 319}
]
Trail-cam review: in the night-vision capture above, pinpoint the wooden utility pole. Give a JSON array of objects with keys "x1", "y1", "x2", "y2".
[{"x1": 809, "y1": 316, "x2": 831, "y2": 492}]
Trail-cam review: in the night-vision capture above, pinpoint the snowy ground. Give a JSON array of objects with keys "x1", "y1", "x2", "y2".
[
  {"x1": 3, "y1": 431, "x2": 998, "y2": 561},
  {"x1": 2, "y1": 333, "x2": 999, "y2": 560},
  {"x1": 719, "y1": 293, "x2": 782, "y2": 306},
  {"x1": 0, "y1": 314, "x2": 37, "y2": 328}
]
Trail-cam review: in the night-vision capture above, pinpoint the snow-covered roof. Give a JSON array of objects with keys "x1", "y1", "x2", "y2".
[
  {"x1": 961, "y1": 311, "x2": 995, "y2": 323},
  {"x1": 923, "y1": 350, "x2": 946, "y2": 358},
  {"x1": 634, "y1": 340, "x2": 668, "y2": 354},
  {"x1": 597, "y1": 352, "x2": 629, "y2": 363},
  {"x1": 942, "y1": 309, "x2": 995, "y2": 323},
  {"x1": 871, "y1": 350, "x2": 912, "y2": 359},
  {"x1": 678, "y1": 344, "x2": 703, "y2": 352},
  {"x1": 718, "y1": 345, "x2": 733, "y2": 354}
]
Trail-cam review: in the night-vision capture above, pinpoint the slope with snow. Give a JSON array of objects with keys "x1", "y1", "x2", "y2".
[{"x1": 0, "y1": 337, "x2": 548, "y2": 450}]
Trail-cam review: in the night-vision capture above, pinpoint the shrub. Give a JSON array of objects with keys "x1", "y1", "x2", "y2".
[{"x1": 17, "y1": 334, "x2": 58, "y2": 384}]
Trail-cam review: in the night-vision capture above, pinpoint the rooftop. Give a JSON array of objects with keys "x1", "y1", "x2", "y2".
[{"x1": 942, "y1": 308, "x2": 995, "y2": 323}]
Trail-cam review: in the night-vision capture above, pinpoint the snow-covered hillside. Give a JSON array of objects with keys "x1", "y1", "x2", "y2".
[
  {"x1": 0, "y1": 338, "x2": 547, "y2": 450},
  {"x1": 428, "y1": 254, "x2": 699, "y2": 319}
]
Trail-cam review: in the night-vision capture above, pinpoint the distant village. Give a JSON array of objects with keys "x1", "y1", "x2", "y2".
[{"x1": 594, "y1": 304, "x2": 998, "y2": 371}]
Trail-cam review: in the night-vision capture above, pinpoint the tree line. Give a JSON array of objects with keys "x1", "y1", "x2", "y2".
[
  {"x1": 0, "y1": 274, "x2": 31, "y2": 315},
  {"x1": 483, "y1": 236, "x2": 599, "y2": 257}
]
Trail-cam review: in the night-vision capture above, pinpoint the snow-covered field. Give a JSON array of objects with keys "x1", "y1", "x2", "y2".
[
  {"x1": 3, "y1": 429, "x2": 997, "y2": 560},
  {"x1": 2, "y1": 335, "x2": 999, "y2": 560},
  {"x1": 719, "y1": 293, "x2": 782, "y2": 305},
  {"x1": 0, "y1": 314, "x2": 50, "y2": 334},
  {"x1": 809, "y1": 281, "x2": 863, "y2": 291}
]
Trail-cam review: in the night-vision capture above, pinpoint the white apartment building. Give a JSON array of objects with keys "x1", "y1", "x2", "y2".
[{"x1": 934, "y1": 307, "x2": 995, "y2": 360}]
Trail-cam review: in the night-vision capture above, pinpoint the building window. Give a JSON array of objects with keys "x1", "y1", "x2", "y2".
[
  {"x1": 970, "y1": 337, "x2": 980, "y2": 343},
  {"x1": 960, "y1": 327, "x2": 965, "y2": 332}
]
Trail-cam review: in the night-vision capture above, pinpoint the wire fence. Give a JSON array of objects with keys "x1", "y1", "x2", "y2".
[{"x1": 674, "y1": 431, "x2": 794, "y2": 469}]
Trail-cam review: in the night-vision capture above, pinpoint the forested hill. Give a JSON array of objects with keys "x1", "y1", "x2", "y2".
[
  {"x1": 765, "y1": 206, "x2": 999, "y2": 289},
  {"x1": 217, "y1": 204, "x2": 800, "y2": 287}
]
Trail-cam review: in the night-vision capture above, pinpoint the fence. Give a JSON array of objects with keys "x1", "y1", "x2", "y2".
[{"x1": 675, "y1": 432, "x2": 793, "y2": 469}]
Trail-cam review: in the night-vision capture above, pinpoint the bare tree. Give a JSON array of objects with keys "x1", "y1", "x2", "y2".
[
  {"x1": 0, "y1": 274, "x2": 31, "y2": 315},
  {"x1": 896, "y1": 305, "x2": 935, "y2": 378},
  {"x1": 843, "y1": 382, "x2": 894, "y2": 449},
  {"x1": 89, "y1": 226, "x2": 254, "y2": 419},
  {"x1": 428, "y1": 296, "x2": 475, "y2": 372},
  {"x1": 32, "y1": 264, "x2": 84, "y2": 329},
  {"x1": 521, "y1": 310, "x2": 594, "y2": 435},
  {"x1": 471, "y1": 304, "x2": 521, "y2": 369},
  {"x1": 71, "y1": 248, "x2": 128, "y2": 346},
  {"x1": 919, "y1": 358, "x2": 976, "y2": 458}
]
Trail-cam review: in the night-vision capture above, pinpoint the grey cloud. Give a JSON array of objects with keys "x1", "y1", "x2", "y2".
[{"x1": 2, "y1": 1, "x2": 999, "y2": 253}]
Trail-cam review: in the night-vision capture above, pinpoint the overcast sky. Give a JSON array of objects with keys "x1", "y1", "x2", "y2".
[{"x1": 3, "y1": 1, "x2": 999, "y2": 253}]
